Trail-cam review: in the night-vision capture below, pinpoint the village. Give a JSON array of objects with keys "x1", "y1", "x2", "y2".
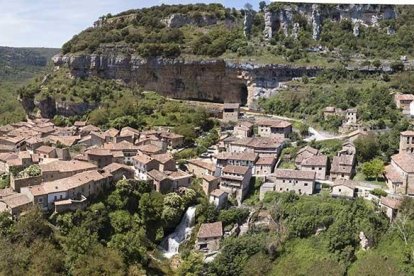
[{"x1": 0, "y1": 93, "x2": 411, "y2": 258}]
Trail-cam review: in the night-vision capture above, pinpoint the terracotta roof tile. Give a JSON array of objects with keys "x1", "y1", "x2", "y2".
[{"x1": 198, "y1": 221, "x2": 223, "y2": 239}]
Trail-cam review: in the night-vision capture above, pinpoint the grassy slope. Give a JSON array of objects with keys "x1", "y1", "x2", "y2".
[{"x1": 269, "y1": 237, "x2": 346, "y2": 276}]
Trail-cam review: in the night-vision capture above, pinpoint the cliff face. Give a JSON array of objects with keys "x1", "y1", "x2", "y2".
[
  {"x1": 264, "y1": 4, "x2": 396, "y2": 40},
  {"x1": 52, "y1": 53, "x2": 320, "y2": 109}
]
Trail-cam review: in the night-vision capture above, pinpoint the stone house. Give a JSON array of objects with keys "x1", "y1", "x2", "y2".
[
  {"x1": 394, "y1": 93, "x2": 414, "y2": 115},
  {"x1": 399, "y1": 130, "x2": 414, "y2": 154},
  {"x1": 132, "y1": 154, "x2": 160, "y2": 180},
  {"x1": 234, "y1": 121, "x2": 254, "y2": 138},
  {"x1": 147, "y1": 169, "x2": 192, "y2": 194},
  {"x1": 0, "y1": 193, "x2": 32, "y2": 217},
  {"x1": 295, "y1": 146, "x2": 319, "y2": 168},
  {"x1": 219, "y1": 165, "x2": 252, "y2": 204},
  {"x1": 222, "y1": 103, "x2": 240, "y2": 123},
  {"x1": 323, "y1": 106, "x2": 337, "y2": 120},
  {"x1": 21, "y1": 170, "x2": 110, "y2": 211},
  {"x1": 152, "y1": 153, "x2": 176, "y2": 172},
  {"x1": 120, "y1": 127, "x2": 140, "y2": 141},
  {"x1": 137, "y1": 144, "x2": 165, "y2": 156},
  {"x1": 345, "y1": 108, "x2": 358, "y2": 124},
  {"x1": 40, "y1": 160, "x2": 97, "y2": 183},
  {"x1": 34, "y1": 145, "x2": 57, "y2": 160},
  {"x1": 104, "y1": 141, "x2": 139, "y2": 163},
  {"x1": 196, "y1": 221, "x2": 223, "y2": 253},
  {"x1": 257, "y1": 119, "x2": 292, "y2": 138},
  {"x1": 159, "y1": 131, "x2": 184, "y2": 148},
  {"x1": 380, "y1": 196, "x2": 402, "y2": 221},
  {"x1": 338, "y1": 141, "x2": 356, "y2": 156},
  {"x1": 209, "y1": 189, "x2": 228, "y2": 210},
  {"x1": 0, "y1": 136, "x2": 25, "y2": 149},
  {"x1": 331, "y1": 179, "x2": 357, "y2": 198},
  {"x1": 215, "y1": 152, "x2": 257, "y2": 169},
  {"x1": 78, "y1": 132, "x2": 105, "y2": 148},
  {"x1": 202, "y1": 174, "x2": 220, "y2": 195},
  {"x1": 25, "y1": 137, "x2": 44, "y2": 152},
  {"x1": 330, "y1": 154, "x2": 356, "y2": 181},
  {"x1": 254, "y1": 156, "x2": 276, "y2": 176},
  {"x1": 79, "y1": 125, "x2": 101, "y2": 137},
  {"x1": 227, "y1": 137, "x2": 285, "y2": 156},
  {"x1": 300, "y1": 155, "x2": 328, "y2": 180},
  {"x1": 84, "y1": 148, "x2": 114, "y2": 168},
  {"x1": 187, "y1": 159, "x2": 216, "y2": 178},
  {"x1": 104, "y1": 128, "x2": 120, "y2": 143},
  {"x1": 384, "y1": 153, "x2": 414, "y2": 195},
  {"x1": 102, "y1": 163, "x2": 135, "y2": 183},
  {"x1": 270, "y1": 169, "x2": 316, "y2": 195}
]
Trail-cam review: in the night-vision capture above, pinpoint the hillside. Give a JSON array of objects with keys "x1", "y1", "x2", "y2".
[
  {"x1": 0, "y1": 47, "x2": 59, "y2": 125},
  {"x1": 61, "y1": 3, "x2": 414, "y2": 61}
]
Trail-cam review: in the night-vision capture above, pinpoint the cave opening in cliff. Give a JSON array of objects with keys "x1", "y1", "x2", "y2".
[{"x1": 240, "y1": 84, "x2": 248, "y2": 106}]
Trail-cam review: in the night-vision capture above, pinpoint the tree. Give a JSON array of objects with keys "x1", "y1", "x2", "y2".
[
  {"x1": 71, "y1": 245, "x2": 126, "y2": 276},
  {"x1": 361, "y1": 158, "x2": 384, "y2": 180},
  {"x1": 108, "y1": 230, "x2": 148, "y2": 265},
  {"x1": 177, "y1": 252, "x2": 204, "y2": 276},
  {"x1": 354, "y1": 134, "x2": 380, "y2": 162},
  {"x1": 109, "y1": 210, "x2": 133, "y2": 233},
  {"x1": 259, "y1": 1, "x2": 266, "y2": 12},
  {"x1": 372, "y1": 59, "x2": 381, "y2": 68},
  {"x1": 370, "y1": 188, "x2": 387, "y2": 197},
  {"x1": 162, "y1": 193, "x2": 184, "y2": 227}
]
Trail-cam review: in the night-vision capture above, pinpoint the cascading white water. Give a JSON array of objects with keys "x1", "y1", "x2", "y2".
[{"x1": 161, "y1": 206, "x2": 196, "y2": 258}]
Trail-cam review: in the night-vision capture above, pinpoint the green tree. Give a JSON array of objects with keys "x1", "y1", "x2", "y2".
[
  {"x1": 177, "y1": 252, "x2": 204, "y2": 276},
  {"x1": 71, "y1": 245, "x2": 125, "y2": 276},
  {"x1": 361, "y1": 158, "x2": 384, "y2": 180},
  {"x1": 354, "y1": 134, "x2": 380, "y2": 162}
]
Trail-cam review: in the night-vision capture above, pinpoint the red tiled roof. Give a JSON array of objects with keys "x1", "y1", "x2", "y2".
[
  {"x1": 198, "y1": 221, "x2": 223, "y2": 239},
  {"x1": 274, "y1": 169, "x2": 316, "y2": 180},
  {"x1": 392, "y1": 153, "x2": 414, "y2": 173}
]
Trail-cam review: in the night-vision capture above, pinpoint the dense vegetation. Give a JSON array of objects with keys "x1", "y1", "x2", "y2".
[
  {"x1": 62, "y1": 4, "x2": 248, "y2": 59},
  {"x1": 178, "y1": 193, "x2": 414, "y2": 275},
  {"x1": 0, "y1": 179, "x2": 200, "y2": 274},
  {"x1": 60, "y1": 3, "x2": 414, "y2": 65},
  {"x1": 0, "y1": 47, "x2": 58, "y2": 125}
]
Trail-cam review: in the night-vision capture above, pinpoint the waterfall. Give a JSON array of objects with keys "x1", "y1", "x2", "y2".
[{"x1": 161, "y1": 206, "x2": 196, "y2": 258}]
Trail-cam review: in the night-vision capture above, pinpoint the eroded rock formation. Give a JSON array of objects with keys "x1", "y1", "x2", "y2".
[
  {"x1": 263, "y1": 4, "x2": 397, "y2": 41},
  {"x1": 35, "y1": 53, "x2": 320, "y2": 117}
]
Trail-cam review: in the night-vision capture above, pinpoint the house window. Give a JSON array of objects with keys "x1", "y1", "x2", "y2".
[
  {"x1": 312, "y1": 167, "x2": 315, "y2": 170},
  {"x1": 38, "y1": 198, "x2": 43, "y2": 203},
  {"x1": 54, "y1": 196, "x2": 57, "y2": 200},
  {"x1": 338, "y1": 189, "x2": 342, "y2": 192},
  {"x1": 280, "y1": 188, "x2": 282, "y2": 191},
  {"x1": 319, "y1": 167, "x2": 322, "y2": 170},
  {"x1": 283, "y1": 180, "x2": 285, "y2": 183},
  {"x1": 304, "y1": 183, "x2": 308, "y2": 186},
  {"x1": 60, "y1": 195, "x2": 63, "y2": 199}
]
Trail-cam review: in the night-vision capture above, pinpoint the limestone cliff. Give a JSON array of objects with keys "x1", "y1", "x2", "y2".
[{"x1": 52, "y1": 53, "x2": 320, "y2": 110}]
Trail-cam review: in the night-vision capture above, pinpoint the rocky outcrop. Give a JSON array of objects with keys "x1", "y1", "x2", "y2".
[
  {"x1": 263, "y1": 8, "x2": 276, "y2": 40},
  {"x1": 244, "y1": 10, "x2": 254, "y2": 38},
  {"x1": 312, "y1": 5, "x2": 322, "y2": 40},
  {"x1": 20, "y1": 94, "x2": 97, "y2": 119},
  {"x1": 48, "y1": 53, "x2": 320, "y2": 114},
  {"x1": 263, "y1": 4, "x2": 397, "y2": 40},
  {"x1": 164, "y1": 13, "x2": 218, "y2": 28}
]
